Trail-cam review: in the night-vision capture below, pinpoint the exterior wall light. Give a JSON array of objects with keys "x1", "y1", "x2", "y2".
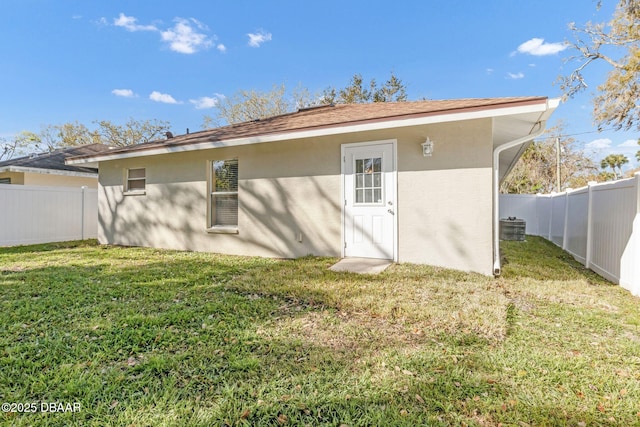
[{"x1": 421, "y1": 138, "x2": 434, "y2": 157}]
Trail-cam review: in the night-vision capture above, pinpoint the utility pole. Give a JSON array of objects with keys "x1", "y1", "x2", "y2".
[{"x1": 556, "y1": 137, "x2": 561, "y2": 192}]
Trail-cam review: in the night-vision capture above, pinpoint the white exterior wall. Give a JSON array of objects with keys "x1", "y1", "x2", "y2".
[
  {"x1": 0, "y1": 185, "x2": 97, "y2": 246},
  {"x1": 97, "y1": 119, "x2": 496, "y2": 275}
]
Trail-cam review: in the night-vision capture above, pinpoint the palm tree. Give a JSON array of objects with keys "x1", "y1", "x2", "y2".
[{"x1": 600, "y1": 153, "x2": 629, "y2": 179}]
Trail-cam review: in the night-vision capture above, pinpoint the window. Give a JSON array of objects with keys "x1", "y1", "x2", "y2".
[
  {"x1": 355, "y1": 157, "x2": 382, "y2": 204},
  {"x1": 209, "y1": 159, "x2": 238, "y2": 229},
  {"x1": 125, "y1": 168, "x2": 145, "y2": 193},
  {"x1": 0, "y1": 178, "x2": 10, "y2": 184}
]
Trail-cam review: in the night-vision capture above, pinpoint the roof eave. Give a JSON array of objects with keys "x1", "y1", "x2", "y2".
[
  {"x1": 0, "y1": 165, "x2": 98, "y2": 178},
  {"x1": 67, "y1": 98, "x2": 556, "y2": 165}
]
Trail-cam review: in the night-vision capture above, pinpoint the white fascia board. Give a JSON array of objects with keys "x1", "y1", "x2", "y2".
[
  {"x1": 68, "y1": 100, "x2": 556, "y2": 165},
  {"x1": 0, "y1": 165, "x2": 97, "y2": 178}
]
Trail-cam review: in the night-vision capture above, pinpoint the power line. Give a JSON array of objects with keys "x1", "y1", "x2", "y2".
[{"x1": 535, "y1": 126, "x2": 633, "y2": 141}]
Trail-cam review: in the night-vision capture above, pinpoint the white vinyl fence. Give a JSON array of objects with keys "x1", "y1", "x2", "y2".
[
  {"x1": 500, "y1": 173, "x2": 640, "y2": 297},
  {"x1": 0, "y1": 185, "x2": 98, "y2": 246}
]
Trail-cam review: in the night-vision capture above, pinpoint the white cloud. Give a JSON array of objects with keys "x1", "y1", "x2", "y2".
[
  {"x1": 486, "y1": 68, "x2": 494, "y2": 74},
  {"x1": 247, "y1": 30, "x2": 272, "y2": 47},
  {"x1": 506, "y1": 72, "x2": 525, "y2": 80},
  {"x1": 189, "y1": 94, "x2": 224, "y2": 110},
  {"x1": 585, "y1": 138, "x2": 612, "y2": 149},
  {"x1": 516, "y1": 38, "x2": 567, "y2": 56},
  {"x1": 618, "y1": 139, "x2": 639, "y2": 147},
  {"x1": 161, "y1": 18, "x2": 213, "y2": 54},
  {"x1": 112, "y1": 89, "x2": 136, "y2": 98},
  {"x1": 111, "y1": 14, "x2": 223, "y2": 55},
  {"x1": 113, "y1": 13, "x2": 158, "y2": 32},
  {"x1": 149, "y1": 91, "x2": 180, "y2": 104}
]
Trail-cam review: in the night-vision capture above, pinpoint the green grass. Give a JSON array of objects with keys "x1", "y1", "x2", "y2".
[{"x1": 0, "y1": 237, "x2": 639, "y2": 426}]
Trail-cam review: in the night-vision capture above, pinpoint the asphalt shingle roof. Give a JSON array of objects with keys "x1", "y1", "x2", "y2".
[
  {"x1": 0, "y1": 143, "x2": 112, "y2": 174},
  {"x1": 69, "y1": 97, "x2": 548, "y2": 161}
]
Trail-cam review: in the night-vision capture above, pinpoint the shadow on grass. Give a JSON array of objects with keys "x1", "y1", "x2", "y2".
[
  {"x1": 1, "y1": 241, "x2": 636, "y2": 426},
  {"x1": 0, "y1": 239, "x2": 99, "y2": 255}
]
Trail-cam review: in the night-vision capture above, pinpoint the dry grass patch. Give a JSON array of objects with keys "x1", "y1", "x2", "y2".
[{"x1": 229, "y1": 258, "x2": 510, "y2": 342}]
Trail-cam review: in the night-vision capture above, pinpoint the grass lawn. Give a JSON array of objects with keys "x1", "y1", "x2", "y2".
[{"x1": 0, "y1": 238, "x2": 639, "y2": 426}]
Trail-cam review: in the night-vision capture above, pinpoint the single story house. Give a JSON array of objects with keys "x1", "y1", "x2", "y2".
[
  {"x1": 0, "y1": 143, "x2": 111, "y2": 188},
  {"x1": 67, "y1": 97, "x2": 559, "y2": 276}
]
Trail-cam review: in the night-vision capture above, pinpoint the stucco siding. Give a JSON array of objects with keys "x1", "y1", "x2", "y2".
[
  {"x1": 97, "y1": 118, "x2": 495, "y2": 275},
  {"x1": 0, "y1": 172, "x2": 24, "y2": 184},
  {"x1": 23, "y1": 173, "x2": 98, "y2": 188},
  {"x1": 98, "y1": 139, "x2": 343, "y2": 258},
  {"x1": 396, "y1": 119, "x2": 494, "y2": 274}
]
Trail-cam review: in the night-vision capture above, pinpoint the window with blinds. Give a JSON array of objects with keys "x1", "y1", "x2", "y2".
[{"x1": 210, "y1": 159, "x2": 238, "y2": 228}]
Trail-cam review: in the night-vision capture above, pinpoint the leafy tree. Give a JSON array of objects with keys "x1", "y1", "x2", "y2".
[
  {"x1": 501, "y1": 122, "x2": 598, "y2": 193},
  {"x1": 373, "y1": 73, "x2": 408, "y2": 102},
  {"x1": 321, "y1": 73, "x2": 408, "y2": 104},
  {"x1": 37, "y1": 122, "x2": 101, "y2": 151},
  {"x1": 94, "y1": 118, "x2": 171, "y2": 147},
  {"x1": 560, "y1": 0, "x2": 640, "y2": 131},
  {"x1": 600, "y1": 153, "x2": 629, "y2": 178},
  {"x1": 206, "y1": 73, "x2": 409, "y2": 127}
]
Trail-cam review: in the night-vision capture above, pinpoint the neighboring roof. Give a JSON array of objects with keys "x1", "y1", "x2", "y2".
[
  {"x1": 68, "y1": 97, "x2": 558, "y2": 166},
  {"x1": 0, "y1": 143, "x2": 112, "y2": 176}
]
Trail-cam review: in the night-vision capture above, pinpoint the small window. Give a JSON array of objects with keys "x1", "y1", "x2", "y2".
[
  {"x1": 125, "y1": 168, "x2": 146, "y2": 193},
  {"x1": 209, "y1": 159, "x2": 238, "y2": 229},
  {"x1": 0, "y1": 178, "x2": 10, "y2": 184}
]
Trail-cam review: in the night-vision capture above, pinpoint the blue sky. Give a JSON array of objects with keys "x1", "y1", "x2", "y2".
[{"x1": 1, "y1": 0, "x2": 638, "y2": 169}]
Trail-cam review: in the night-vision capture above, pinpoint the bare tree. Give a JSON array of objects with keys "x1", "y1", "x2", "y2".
[
  {"x1": 559, "y1": 0, "x2": 640, "y2": 131},
  {"x1": 0, "y1": 132, "x2": 40, "y2": 161}
]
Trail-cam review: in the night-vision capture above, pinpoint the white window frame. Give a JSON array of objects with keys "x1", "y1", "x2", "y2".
[
  {"x1": 207, "y1": 159, "x2": 239, "y2": 234},
  {"x1": 124, "y1": 168, "x2": 146, "y2": 195}
]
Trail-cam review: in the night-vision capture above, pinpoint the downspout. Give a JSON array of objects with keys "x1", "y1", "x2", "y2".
[{"x1": 492, "y1": 121, "x2": 546, "y2": 276}]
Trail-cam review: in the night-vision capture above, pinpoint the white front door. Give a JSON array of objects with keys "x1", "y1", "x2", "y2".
[{"x1": 343, "y1": 141, "x2": 396, "y2": 260}]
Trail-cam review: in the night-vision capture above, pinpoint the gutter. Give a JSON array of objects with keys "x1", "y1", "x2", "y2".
[{"x1": 492, "y1": 121, "x2": 546, "y2": 277}]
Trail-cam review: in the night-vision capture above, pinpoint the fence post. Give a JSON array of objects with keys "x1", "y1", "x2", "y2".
[
  {"x1": 81, "y1": 186, "x2": 87, "y2": 240},
  {"x1": 585, "y1": 182, "x2": 596, "y2": 269},
  {"x1": 548, "y1": 192, "x2": 555, "y2": 241},
  {"x1": 562, "y1": 189, "x2": 572, "y2": 250}
]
